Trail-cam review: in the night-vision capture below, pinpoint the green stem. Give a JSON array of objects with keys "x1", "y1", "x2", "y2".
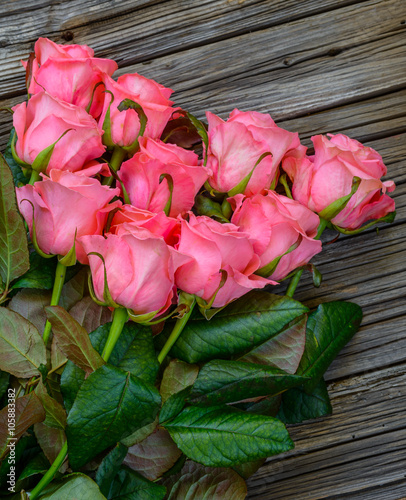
[
  {"x1": 286, "y1": 217, "x2": 328, "y2": 298},
  {"x1": 103, "y1": 146, "x2": 127, "y2": 186},
  {"x1": 101, "y1": 307, "x2": 129, "y2": 361},
  {"x1": 30, "y1": 307, "x2": 128, "y2": 498},
  {"x1": 29, "y1": 169, "x2": 41, "y2": 185},
  {"x1": 157, "y1": 299, "x2": 196, "y2": 364},
  {"x1": 42, "y1": 261, "x2": 67, "y2": 346},
  {"x1": 30, "y1": 441, "x2": 68, "y2": 500}
]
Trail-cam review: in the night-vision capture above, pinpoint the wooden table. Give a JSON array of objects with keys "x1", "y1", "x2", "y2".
[{"x1": 1, "y1": 1, "x2": 405, "y2": 498}]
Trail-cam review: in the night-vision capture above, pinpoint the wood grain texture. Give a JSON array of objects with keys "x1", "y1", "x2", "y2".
[{"x1": 0, "y1": 0, "x2": 405, "y2": 498}]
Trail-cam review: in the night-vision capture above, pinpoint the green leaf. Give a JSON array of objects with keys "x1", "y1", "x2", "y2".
[
  {"x1": 18, "y1": 453, "x2": 49, "y2": 481},
  {"x1": 0, "y1": 370, "x2": 10, "y2": 400},
  {"x1": 0, "y1": 308, "x2": 46, "y2": 378},
  {"x1": 66, "y1": 364, "x2": 161, "y2": 469},
  {"x1": 124, "y1": 428, "x2": 182, "y2": 481},
  {"x1": 0, "y1": 393, "x2": 45, "y2": 460},
  {"x1": 156, "y1": 292, "x2": 308, "y2": 364},
  {"x1": 239, "y1": 394, "x2": 282, "y2": 417},
  {"x1": 194, "y1": 194, "x2": 230, "y2": 222},
  {"x1": 238, "y1": 315, "x2": 307, "y2": 374},
  {"x1": 45, "y1": 305, "x2": 105, "y2": 375},
  {"x1": 60, "y1": 360, "x2": 86, "y2": 414},
  {"x1": 107, "y1": 467, "x2": 166, "y2": 500},
  {"x1": 33, "y1": 422, "x2": 67, "y2": 472},
  {"x1": 278, "y1": 378, "x2": 332, "y2": 424},
  {"x1": 89, "y1": 321, "x2": 159, "y2": 384},
  {"x1": 163, "y1": 405, "x2": 293, "y2": 467},
  {"x1": 160, "y1": 359, "x2": 199, "y2": 403},
  {"x1": 8, "y1": 288, "x2": 51, "y2": 333},
  {"x1": 232, "y1": 458, "x2": 266, "y2": 480},
  {"x1": 95, "y1": 443, "x2": 127, "y2": 497},
  {"x1": 188, "y1": 360, "x2": 307, "y2": 406},
  {"x1": 160, "y1": 387, "x2": 191, "y2": 424},
  {"x1": 40, "y1": 473, "x2": 107, "y2": 499},
  {"x1": 11, "y1": 252, "x2": 57, "y2": 290},
  {"x1": 0, "y1": 153, "x2": 30, "y2": 299},
  {"x1": 297, "y1": 301, "x2": 363, "y2": 392},
  {"x1": 163, "y1": 460, "x2": 247, "y2": 499},
  {"x1": 35, "y1": 380, "x2": 67, "y2": 430},
  {"x1": 3, "y1": 128, "x2": 29, "y2": 187},
  {"x1": 121, "y1": 418, "x2": 158, "y2": 448}
]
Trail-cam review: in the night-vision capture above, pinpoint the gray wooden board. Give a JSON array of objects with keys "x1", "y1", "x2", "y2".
[{"x1": 0, "y1": 0, "x2": 405, "y2": 498}]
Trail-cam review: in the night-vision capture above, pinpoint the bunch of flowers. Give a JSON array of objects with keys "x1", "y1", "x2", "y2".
[{"x1": 0, "y1": 38, "x2": 396, "y2": 499}]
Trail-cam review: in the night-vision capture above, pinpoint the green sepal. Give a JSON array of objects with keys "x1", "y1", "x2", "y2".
[
  {"x1": 85, "y1": 81, "x2": 104, "y2": 114},
  {"x1": 31, "y1": 129, "x2": 73, "y2": 174},
  {"x1": 304, "y1": 263, "x2": 322, "y2": 287},
  {"x1": 194, "y1": 194, "x2": 229, "y2": 222},
  {"x1": 221, "y1": 198, "x2": 232, "y2": 219},
  {"x1": 10, "y1": 131, "x2": 31, "y2": 168},
  {"x1": 332, "y1": 210, "x2": 396, "y2": 235},
  {"x1": 196, "y1": 270, "x2": 228, "y2": 319},
  {"x1": 117, "y1": 98, "x2": 148, "y2": 154},
  {"x1": 87, "y1": 269, "x2": 107, "y2": 307},
  {"x1": 279, "y1": 173, "x2": 292, "y2": 199},
  {"x1": 87, "y1": 252, "x2": 121, "y2": 308},
  {"x1": 227, "y1": 152, "x2": 272, "y2": 197},
  {"x1": 101, "y1": 90, "x2": 115, "y2": 147},
  {"x1": 19, "y1": 198, "x2": 55, "y2": 259},
  {"x1": 159, "y1": 173, "x2": 174, "y2": 217},
  {"x1": 186, "y1": 112, "x2": 209, "y2": 165},
  {"x1": 58, "y1": 230, "x2": 77, "y2": 267},
  {"x1": 255, "y1": 234, "x2": 303, "y2": 278},
  {"x1": 127, "y1": 308, "x2": 160, "y2": 324},
  {"x1": 319, "y1": 177, "x2": 361, "y2": 220}
]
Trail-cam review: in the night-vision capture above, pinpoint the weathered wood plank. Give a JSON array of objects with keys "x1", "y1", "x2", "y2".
[
  {"x1": 247, "y1": 364, "x2": 406, "y2": 499},
  {"x1": 0, "y1": 0, "x2": 372, "y2": 97}
]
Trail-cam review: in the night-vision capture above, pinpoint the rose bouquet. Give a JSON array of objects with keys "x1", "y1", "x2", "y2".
[{"x1": 0, "y1": 38, "x2": 396, "y2": 499}]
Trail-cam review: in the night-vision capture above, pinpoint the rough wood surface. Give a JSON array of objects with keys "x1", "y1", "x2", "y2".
[{"x1": 1, "y1": 0, "x2": 405, "y2": 498}]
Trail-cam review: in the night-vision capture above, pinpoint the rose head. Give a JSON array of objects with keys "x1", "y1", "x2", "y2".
[
  {"x1": 24, "y1": 38, "x2": 117, "y2": 118},
  {"x1": 110, "y1": 205, "x2": 180, "y2": 246},
  {"x1": 99, "y1": 73, "x2": 176, "y2": 151},
  {"x1": 79, "y1": 224, "x2": 188, "y2": 321},
  {"x1": 283, "y1": 133, "x2": 395, "y2": 229},
  {"x1": 205, "y1": 109, "x2": 300, "y2": 196},
  {"x1": 12, "y1": 92, "x2": 105, "y2": 174},
  {"x1": 118, "y1": 137, "x2": 209, "y2": 217},
  {"x1": 174, "y1": 214, "x2": 274, "y2": 308},
  {"x1": 16, "y1": 169, "x2": 120, "y2": 260},
  {"x1": 230, "y1": 191, "x2": 322, "y2": 281}
]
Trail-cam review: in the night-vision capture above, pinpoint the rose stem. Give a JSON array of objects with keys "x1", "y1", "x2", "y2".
[
  {"x1": 286, "y1": 218, "x2": 329, "y2": 298},
  {"x1": 42, "y1": 261, "x2": 67, "y2": 346},
  {"x1": 30, "y1": 306, "x2": 129, "y2": 500},
  {"x1": 157, "y1": 298, "x2": 196, "y2": 364}
]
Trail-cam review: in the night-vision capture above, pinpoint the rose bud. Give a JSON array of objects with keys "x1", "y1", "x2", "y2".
[
  {"x1": 12, "y1": 92, "x2": 105, "y2": 174},
  {"x1": 99, "y1": 73, "x2": 176, "y2": 153},
  {"x1": 283, "y1": 134, "x2": 396, "y2": 231},
  {"x1": 118, "y1": 137, "x2": 209, "y2": 217},
  {"x1": 16, "y1": 169, "x2": 120, "y2": 261},
  {"x1": 79, "y1": 224, "x2": 189, "y2": 321},
  {"x1": 24, "y1": 37, "x2": 118, "y2": 119},
  {"x1": 205, "y1": 109, "x2": 300, "y2": 196},
  {"x1": 230, "y1": 191, "x2": 322, "y2": 281},
  {"x1": 109, "y1": 205, "x2": 180, "y2": 246},
  {"x1": 174, "y1": 214, "x2": 274, "y2": 309}
]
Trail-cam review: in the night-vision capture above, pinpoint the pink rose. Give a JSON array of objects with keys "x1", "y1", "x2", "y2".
[
  {"x1": 205, "y1": 109, "x2": 300, "y2": 196},
  {"x1": 174, "y1": 214, "x2": 274, "y2": 308},
  {"x1": 118, "y1": 137, "x2": 209, "y2": 217},
  {"x1": 110, "y1": 205, "x2": 180, "y2": 246},
  {"x1": 283, "y1": 134, "x2": 395, "y2": 229},
  {"x1": 12, "y1": 92, "x2": 105, "y2": 174},
  {"x1": 230, "y1": 191, "x2": 322, "y2": 281},
  {"x1": 24, "y1": 38, "x2": 118, "y2": 119},
  {"x1": 99, "y1": 73, "x2": 176, "y2": 151},
  {"x1": 16, "y1": 169, "x2": 120, "y2": 260},
  {"x1": 79, "y1": 224, "x2": 186, "y2": 320}
]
